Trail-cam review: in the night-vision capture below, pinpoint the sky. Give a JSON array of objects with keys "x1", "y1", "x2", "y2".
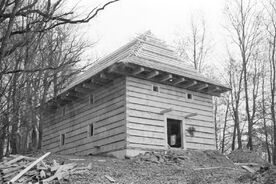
[{"x1": 69, "y1": 0, "x2": 228, "y2": 70}]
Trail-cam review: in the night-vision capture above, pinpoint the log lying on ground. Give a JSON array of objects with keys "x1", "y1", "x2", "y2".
[
  {"x1": 9, "y1": 152, "x2": 51, "y2": 183},
  {"x1": 0, "y1": 152, "x2": 92, "y2": 184}
]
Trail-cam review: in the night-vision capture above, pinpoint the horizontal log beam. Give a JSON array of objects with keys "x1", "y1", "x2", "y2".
[
  {"x1": 185, "y1": 113, "x2": 198, "y2": 119},
  {"x1": 132, "y1": 67, "x2": 145, "y2": 75},
  {"x1": 196, "y1": 84, "x2": 209, "y2": 91},
  {"x1": 183, "y1": 81, "x2": 197, "y2": 88},
  {"x1": 208, "y1": 86, "x2": 220, "y2": 93},
  {"x1": 146, "y1": 70, "x2": 159, "y2": 79},
  {"x1": 173, "y1": 77, "x2": 186, "y2": 85},
  {"x1": 160, "y1": 74, "x2": 172, "y2": 82},
  {"x1": 159, "y1": 108, "x2": 173, "y2": 114}
]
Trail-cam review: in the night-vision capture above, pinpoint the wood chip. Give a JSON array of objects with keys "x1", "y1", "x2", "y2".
[
  {"x1": 69, "y1": 158, "x2": 85, "y2": 161},
  {"x1": 105, "y1": 175, "x2": 115, "y2": 183},
  {"x1": 241, "y1": 165, "x2": 255, "y2": 173}
]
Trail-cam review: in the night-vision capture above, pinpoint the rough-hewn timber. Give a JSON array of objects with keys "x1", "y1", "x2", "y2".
[
  {"x1": 42, "y1": 78, "x2": 126, "y2": 157},
  {"x1": 125, "y1": 76, "x2": 215, "y2": 154}
]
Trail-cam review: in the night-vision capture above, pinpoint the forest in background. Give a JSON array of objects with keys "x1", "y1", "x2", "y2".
[
  {"x1": 1, "y1": 0, "x2": 276, "y2": 166},
  {"x1": 0, "y1": 0, "x2": 118, "y2": 160},
  {"x1": 174, "y1": 0, "x2": 276, "y2": 164}
]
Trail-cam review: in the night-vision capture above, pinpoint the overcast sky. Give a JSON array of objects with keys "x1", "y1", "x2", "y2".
[{"x1": 71, "y1": 0, "x2": 228, "y2": 69}]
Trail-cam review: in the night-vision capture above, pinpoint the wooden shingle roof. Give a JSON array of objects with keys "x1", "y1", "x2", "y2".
[{"x1": 54, "y1": 31, "x2": 230, "y2": 106}]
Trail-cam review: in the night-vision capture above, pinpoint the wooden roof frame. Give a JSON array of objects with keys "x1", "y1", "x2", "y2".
[
  {"x1": 46, "y1": 61, "x2": 229, "y2": 109},
  {"x1": 45, "y1": 32, "x2": 231, "y2": 109}
]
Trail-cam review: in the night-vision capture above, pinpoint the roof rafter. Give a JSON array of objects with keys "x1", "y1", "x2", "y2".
[
  {"x1": 132, "y1": 66, "x2": 145, "y2": 75},
  {"x1": 173, "y1": 77, "x2": 186, "y2": 85},
  {"x1": 160, "y1": 74, "x2": 172, "y2": 82},
  {"x1": 146, "y1": 70, "x2": 159, "y2": 79}
]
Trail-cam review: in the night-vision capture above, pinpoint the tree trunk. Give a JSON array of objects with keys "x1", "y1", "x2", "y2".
[
  {"x1": 232, "y1": 119, "x2": 237, "y2": 151},
  {"x1": 222, "y1": 99, "x2": 229, "y2": 153}
]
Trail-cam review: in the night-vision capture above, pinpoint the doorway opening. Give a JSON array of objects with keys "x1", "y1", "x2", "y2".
[{"x1": 167, "y1": 118, "x2": 182, "y2": 148}]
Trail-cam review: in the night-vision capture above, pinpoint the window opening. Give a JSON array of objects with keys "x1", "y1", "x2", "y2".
[
  {"x1": 88, "y1": 123, "x2": 94, "y2": 137},
  {"x1": 60, "y1": 134, "x2": 65, "y2": 145},
  {"x1": 89, "y1": 94, "x2": 94, "y2": 104},
  {"x1": 152, "y1": 85, "x2": 159, "y2": 92},
  {"x1": 187, "y1": 93, "x2": 193, "y2": 100}
]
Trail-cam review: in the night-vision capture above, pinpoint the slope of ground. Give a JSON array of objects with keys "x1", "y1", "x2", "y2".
[
  {"x1": 228, "y1": 149, "x2": 266, "y2": 164},
  {"x1": 25, "y1": 149, "x2": 249, "y2": 184}
]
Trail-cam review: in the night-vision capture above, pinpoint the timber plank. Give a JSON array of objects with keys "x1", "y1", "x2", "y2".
[
  {"x1": 127, "y1": 76, "x2": 212, "y2": 102},
  {"x1": 43, "y1": 80, "x2": 125, "y2": 127},
  {"x1": 127, "y1": 143, "x2": 165, "y2": 150},
  {"x1": 43, "y1": 108, "x2": 125, "y2": 146},
  {"x1": 127, "y1": 95, "x2": 213, "y2": 115},
  {"x1": 127, "y1": 135, "x2": 164, "y2": 146},
  {"x1": 127, "y1": 129, "x2": 165, "y2": 139},
  {"x1": 43, "y1": 101, "x2": 125, "y2": 142}
]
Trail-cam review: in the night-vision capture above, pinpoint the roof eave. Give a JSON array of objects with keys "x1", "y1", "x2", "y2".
[{"x1": 110, "y1": 62, "x2": 231, "y2": 97}]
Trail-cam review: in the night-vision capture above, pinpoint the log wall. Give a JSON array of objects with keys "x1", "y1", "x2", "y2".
[
  {"x1": 125, "y1": 76, "x2": 216, "y2": 152},
  {"x1": 42, "y1": 77, "x2": 127, "y2": 156}
]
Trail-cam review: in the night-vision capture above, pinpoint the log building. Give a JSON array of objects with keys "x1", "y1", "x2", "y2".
[{"x1": 42, "y1": 32, "x2": 230, "y2": 158}]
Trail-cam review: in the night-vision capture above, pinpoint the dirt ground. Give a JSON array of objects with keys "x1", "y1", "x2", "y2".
[{"x1": 26, "y1": 149, "x2": 253, "y2": 184}]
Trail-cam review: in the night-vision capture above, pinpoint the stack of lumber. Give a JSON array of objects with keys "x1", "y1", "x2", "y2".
[{"x1": 0, "y1": 152, "x2": 91, "y2": 184}]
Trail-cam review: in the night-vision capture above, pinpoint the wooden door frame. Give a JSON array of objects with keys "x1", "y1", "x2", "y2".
[{"x1": 164, "y1": 114, "x2": 186, "y2": 150}]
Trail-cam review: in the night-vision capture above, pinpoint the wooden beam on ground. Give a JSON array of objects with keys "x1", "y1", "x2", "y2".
[
  {"x1": 183, "y1": 81, "x2": 197, "y2": 89},
  {"x1": 146, "y1": 70, "x2": 159, "y2": 79},
  {"x1": 173, "y1": 77, "x2": 186, "y2": 85},
  {"x1": 193, "y1": 167, "x2": 239, "y2": 171},
  {"x1": 241, "y1": 165, "x2": 255, "y2": 173},
  {"x1": 9, "y1": 152, "x2": 51, "y2": 183},
  {"x1": 5, "y1": 155, "x2": 25, "y2": 165},
  {"x1": 132, "y1": 67, "x2": 145, "y2": 75},
  {"x1": 160, "y1": 74, "x2": 173, "y2": 82}
]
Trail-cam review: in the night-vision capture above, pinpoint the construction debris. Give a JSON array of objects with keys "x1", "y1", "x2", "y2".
[
  {"x1": 0, "y1": 152, "x2": 92, "y2": 184},
  {"x1": 132, "y1": 150, "x2": 236, "y2": 169},
  {"x1": 105, "y1": 174, "x2": 115, "y2": 183}
]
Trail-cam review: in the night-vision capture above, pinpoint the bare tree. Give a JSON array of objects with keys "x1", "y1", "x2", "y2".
[
  {"x1": 0, "y1": 0, "x2": 118, "y2": 73},
  {"x1": 227, "y1": 57, "x2": 243, "y2": 150},
  {"x1": 221, "y1": 96, "x2": 230, "y2": 153},
  {"x1": 0, "y1": 0, "x2": 118, "y2": 159},
  {"x1": 265, "y1": 0, "x2": 276, "y2": 165},
  {"x1": 225, "y1": 0, "x2": 262, "y2": 150},
  {"x1": 175, "y1": 16, "x2": 210, "y2": 72}
]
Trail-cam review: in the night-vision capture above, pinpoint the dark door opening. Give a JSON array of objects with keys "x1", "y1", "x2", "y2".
[{"x1": 167, "y1": 119, "x2": 182, "y2": 148}]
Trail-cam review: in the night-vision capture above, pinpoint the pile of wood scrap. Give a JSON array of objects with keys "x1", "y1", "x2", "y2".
[
  {"x1": 131, "y1": 151, "x2": 189, "y2": 164},
  {"x1": 0, "y1": 152, "x2": 91, "y2": 184}
]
